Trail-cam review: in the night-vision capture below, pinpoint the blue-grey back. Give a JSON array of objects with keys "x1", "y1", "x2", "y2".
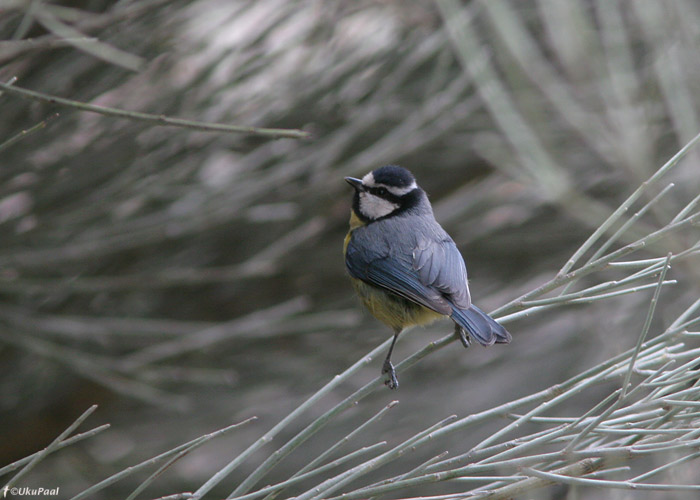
[{"x1": 345, "y1": 210, "x2": 471, "y2": 314}]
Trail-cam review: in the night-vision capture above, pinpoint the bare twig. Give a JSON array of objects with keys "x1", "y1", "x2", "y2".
[{"x1": 0, "y1": 82, "x2": 311, "y2": 139}]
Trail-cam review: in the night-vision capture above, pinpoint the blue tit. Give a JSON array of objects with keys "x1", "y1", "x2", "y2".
[{"x1": 344, "y1": 165, "x2": 511, "y2": 389}]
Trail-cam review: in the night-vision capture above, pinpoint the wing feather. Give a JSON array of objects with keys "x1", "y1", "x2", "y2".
[
  {"x1": 413, "y1": 236, "x2": 470, "y2": 309},
  {"x1": 345, "y1": 225, "x2": 470, "y2": 314}
]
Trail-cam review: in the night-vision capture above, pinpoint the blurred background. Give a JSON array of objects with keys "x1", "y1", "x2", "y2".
[{"x1": 1, "y1": 1, "x2": 699, "y2": 498}]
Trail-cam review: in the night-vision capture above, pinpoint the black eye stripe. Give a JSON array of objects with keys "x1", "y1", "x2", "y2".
[{"x1": 368, "y1": 186, "x2": 400, "y2": 200}]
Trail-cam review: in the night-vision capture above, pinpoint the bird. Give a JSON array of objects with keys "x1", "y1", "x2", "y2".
[{"x1": 343, "y1": 165, "x2": 511, "y2": 389}]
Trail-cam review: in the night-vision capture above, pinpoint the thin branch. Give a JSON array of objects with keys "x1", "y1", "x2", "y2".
[
  {"x1": 0, "y1": 424, "x2": 110, "y2": 478},
  {"x1": 3, "y1": 406, "x2": 98, "y2": 491},
  {"x1": 0, "y1": 113, "x2": 59, "y2": 152},
  {"x1": 0, "y1": 82, "x2": 311, "y2": 139},
  {"x1": 69, "y1": 418, "x2": 257, "y2": 500},
  {"x1": 34, "y1": 9, "x2": 144, "y2": 71},
  {"x1": 522, "y1": 466, "x2": 700, "y2": 492},
  {"x1": 620, "y1": 253, "x2": 672, "y2": 398}
]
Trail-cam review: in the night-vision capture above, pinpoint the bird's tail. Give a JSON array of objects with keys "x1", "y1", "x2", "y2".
[{"x1": 450, "y1": 305, "x2": 511, "y2": 346}]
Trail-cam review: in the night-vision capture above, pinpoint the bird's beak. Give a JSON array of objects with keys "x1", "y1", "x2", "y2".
[{"x1": 345, "y1": 177, "x2": 364, "y2": 191}]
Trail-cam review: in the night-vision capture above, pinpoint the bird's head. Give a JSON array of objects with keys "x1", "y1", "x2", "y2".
[{"x1": 345, "y1": 165, "x2": 426, "y2": 223}]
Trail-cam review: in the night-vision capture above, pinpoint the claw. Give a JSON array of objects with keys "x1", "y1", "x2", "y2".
[
  {"x1": 455, "y1": 324, "x2": 471, "y2": 348},
  {"x1": 382, "y1": 359, "x2": 399, "y2": 390}
]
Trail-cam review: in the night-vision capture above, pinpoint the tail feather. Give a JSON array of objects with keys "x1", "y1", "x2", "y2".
[{"x1": 450, "y1": 305, "x2": 511, "y2": 346}]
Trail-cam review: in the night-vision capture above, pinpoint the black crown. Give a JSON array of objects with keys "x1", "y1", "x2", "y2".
[{"x1": 372, "y1": 165, "x2": 416, "y2": 188}]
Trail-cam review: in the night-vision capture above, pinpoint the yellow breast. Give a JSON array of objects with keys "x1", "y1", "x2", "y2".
[
  {"x1": 350, "y1": 277, "x2": 444, "y2": 331},
  {"x1": 344, "y1": 210, "x2": 364, "y2": 253}
]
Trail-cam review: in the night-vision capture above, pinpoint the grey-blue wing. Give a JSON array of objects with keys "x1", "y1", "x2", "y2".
[
  {"x1": 345, "y1": 233, "x2": 452, "y2": 315},
  {"x1": 412, "y1": 235, "x2": 471, "y2": 309},
  {"x1": 345, "y1": 223, "x2": 472, "y2": 314}
]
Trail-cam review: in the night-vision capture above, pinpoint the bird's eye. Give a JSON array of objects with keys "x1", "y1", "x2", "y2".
[{"x1": 376, "y1": 187, "x2": 388, "y2": 196}]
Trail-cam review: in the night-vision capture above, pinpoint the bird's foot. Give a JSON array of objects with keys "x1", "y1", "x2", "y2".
[
  {"x1": 455, "y1": 325, "x2": 471, "y2": 348},
  {"x1": 382, "y1": 359, "x2": 399, "y2": 390}
]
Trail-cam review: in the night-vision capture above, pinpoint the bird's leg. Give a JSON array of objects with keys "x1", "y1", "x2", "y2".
[
  {"x1": 382, "y1": 329, "x2": 401, "y2": 390},
  {"x1": 454, "y1": 324, "x2": 471, "y2": 348}
]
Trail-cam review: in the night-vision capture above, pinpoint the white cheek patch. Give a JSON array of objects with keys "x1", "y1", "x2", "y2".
[{"x1": 359, "y1": 192, "x2": 399, "y2": 219}]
